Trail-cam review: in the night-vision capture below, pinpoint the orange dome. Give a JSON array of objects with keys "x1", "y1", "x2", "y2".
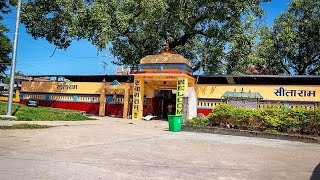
[{"x1": 140, "y1": 52, "x2": 192, "y2": 67}]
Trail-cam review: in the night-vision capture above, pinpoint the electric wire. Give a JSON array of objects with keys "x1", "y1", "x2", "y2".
[{"x1": 19, "y1": 35, "x2": 107, "y2": 66}]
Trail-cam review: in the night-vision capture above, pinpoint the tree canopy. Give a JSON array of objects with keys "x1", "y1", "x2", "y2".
[
  {"x1": 0, "y1": 0, "x2": 16, "y2": 75},
  {"x1": 21, "y1": 0, "x2": 270, "y2": 73},
  {"x1": 261, "y1": 0, "x2": 320, "y2": 75}
]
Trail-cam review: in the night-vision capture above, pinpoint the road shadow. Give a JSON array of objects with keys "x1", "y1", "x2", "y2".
[
  {"x1": 12, "y1": 106, "x2": 20, "y2": 116},
  {"x1": 310, "y1": 163, "x2": 320, "y2": 180}
]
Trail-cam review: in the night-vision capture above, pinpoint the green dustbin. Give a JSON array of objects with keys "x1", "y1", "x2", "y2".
[{"x1": 168, "y1": 115, "x2": 182, "y2": 132}]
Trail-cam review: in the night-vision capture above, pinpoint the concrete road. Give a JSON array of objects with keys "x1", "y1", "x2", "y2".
[{"x1": 0, "y1": 117, "x2": 319, "y2": 180}]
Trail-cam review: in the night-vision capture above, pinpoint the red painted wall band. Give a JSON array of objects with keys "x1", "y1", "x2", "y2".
[{"x1": 20, "y1": 100, "x2": 124, "y2": 116}]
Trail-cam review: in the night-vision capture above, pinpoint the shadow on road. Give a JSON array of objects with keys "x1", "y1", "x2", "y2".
[
  {"x1": 12, "y1": 106, "x2": 20, "y2": 116},
  {"x1": 310, "y1": 163, "x2": 320, "y2": 180}
]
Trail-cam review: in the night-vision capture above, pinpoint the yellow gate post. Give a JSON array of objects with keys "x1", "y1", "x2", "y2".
[
  {"x1": 123, "y1": 82, "x2": 131, "y2": 119},
  {"x1": 176, "y1": 77, "x2": 188, "y2": 115},
  {"x1": 99, "y1": 81, "x2": 106, "y2": 117}
]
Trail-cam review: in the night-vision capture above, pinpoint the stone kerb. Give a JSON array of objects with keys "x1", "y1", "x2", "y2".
[{"x1": 182, "y1": 125, "x2": 320, "y2": 144}]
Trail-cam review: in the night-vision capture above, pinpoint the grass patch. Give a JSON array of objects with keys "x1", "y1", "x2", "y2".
[
  {"x1": 0, "y1": 123, "x2": 54, "y2": 129},
  {"x1": 0, "y1": 102, "x2": 94, "y2": 121}
]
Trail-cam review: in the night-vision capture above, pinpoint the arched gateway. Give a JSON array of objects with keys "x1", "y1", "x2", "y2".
[{"x1": 131, "y1": 49, "x2": 195, "y2": 120}]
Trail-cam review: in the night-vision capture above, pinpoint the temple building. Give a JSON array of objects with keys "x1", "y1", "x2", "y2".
[{"x1": 19, "y1": 50, "x2": 320, "y2": 119}]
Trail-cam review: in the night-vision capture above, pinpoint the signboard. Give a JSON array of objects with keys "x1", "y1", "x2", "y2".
[
  {"x1": 176, "y1": 78, "x2": 188, "y2": 115},
  {"x1": 196, "y1": 85, "x2": 320, "y2": 102},
  {"x1": 142, "y1": 75, "x2": 177, "y2": 81},
  {"x1": 21, "y1": 82, "x2": 104, "y2": 94},
  {"x1": 132, "y1": 77, "x2": 144, "y2": 120},
  {"x1": 27, "y1": 100, "x2": 38, "y2": 107}
]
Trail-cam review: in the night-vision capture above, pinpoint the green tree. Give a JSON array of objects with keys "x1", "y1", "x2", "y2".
[
  {"x1": 0, "y1": 0, "x2": 16, "y2": 75},
  {"x1": 21, "y1": 0, "x2": 270, "y2": 73},
  {"x1": 255, "y1": 26, "x2": 285, "y2": 75},
  {"x1": 2, "y1": 71, "x2": 25, "y2": 84},
  {"x1": 267, "y1": 0, "x2": 320, "y2": 75},
  {"x1": 224, "y1": 15, "x2": 267, "y2": 75}
]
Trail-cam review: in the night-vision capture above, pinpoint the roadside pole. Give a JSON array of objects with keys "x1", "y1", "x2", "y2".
[{"x1": 6, "y1": 0, "x2": 22, "y2": 117}]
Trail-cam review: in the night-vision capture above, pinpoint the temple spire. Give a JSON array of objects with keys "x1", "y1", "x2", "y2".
[
  {"x1": 164, "y1": 36, "x2": 170, "y2": 52},
  {"x1": 161, "y1": 36, "x2": 175, "y2": 54}
]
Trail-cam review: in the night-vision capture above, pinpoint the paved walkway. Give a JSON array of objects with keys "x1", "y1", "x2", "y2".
[{"x1": 0, "y1": 116, "x2": 319, "y2": 179}]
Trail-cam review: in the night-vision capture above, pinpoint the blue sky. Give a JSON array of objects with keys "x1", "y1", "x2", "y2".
[{"x1": 3, "y1": 0, "x2": 292, "y2": 76}]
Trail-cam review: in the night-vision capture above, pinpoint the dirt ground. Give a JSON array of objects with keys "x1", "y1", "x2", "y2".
[{"x1": 0, "y1": 117, "x2": 319, "y2": 180}]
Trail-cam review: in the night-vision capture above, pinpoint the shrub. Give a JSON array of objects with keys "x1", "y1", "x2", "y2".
[
  {"x1": 186, "y1": 117, "x2": 209, "y2": 126},
  {"x1": 195, "y1": 104, "x2": 320, "y2": 136},
  {"x1": 207, "y1": 104, "x2": 234, "y2": 127}
]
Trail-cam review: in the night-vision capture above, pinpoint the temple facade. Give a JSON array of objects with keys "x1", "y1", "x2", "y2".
[{"x1": 19, "y1": 51, "x2": 320, "y2": 119}]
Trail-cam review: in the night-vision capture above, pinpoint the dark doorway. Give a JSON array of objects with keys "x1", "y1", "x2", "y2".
[{"x1": 160, "y1": 90, "x2": 176, "y2": 119}]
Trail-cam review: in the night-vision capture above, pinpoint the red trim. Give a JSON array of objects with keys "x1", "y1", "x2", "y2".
[
  {"x1": 21, "y1": 100, "x2": 99, "y2": 114},
  {"x1": 20, "y1": 100, "x2": 124, "y2": 116},
  {"x1": 20, "y1": 100, "x2": 213, "y2": 117},
  {"x1": 105, "y1": 104, "x2": 124, "y2": 117},
  {"x1": 146, "y1": 98, "x2": 162, "y2": 117},
  {"x1": 132, "y1": 70, "x2": 192, "y2": 76},
  {"x1": 197, "y1": 109, "x2": 212, "y2": 116}
]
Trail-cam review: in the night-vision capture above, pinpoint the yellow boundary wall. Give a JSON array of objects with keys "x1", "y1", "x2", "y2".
[
  {"x1": 0, "y1": 90, "x2": 20, "y2": 103},
  {"x1": 196, "y1": 84, "x2": 320, "y2": 102}
]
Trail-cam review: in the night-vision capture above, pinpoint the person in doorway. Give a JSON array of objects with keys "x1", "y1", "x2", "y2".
[{"x1": 167, "y1": 102, "x2": 174, "y2": 116}]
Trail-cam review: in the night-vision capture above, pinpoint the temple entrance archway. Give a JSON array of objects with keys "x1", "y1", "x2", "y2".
[{"x1": 131, "y1": 48, "x2": 195, "y2": 120}]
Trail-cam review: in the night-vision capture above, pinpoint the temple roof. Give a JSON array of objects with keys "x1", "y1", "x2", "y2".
[
  {"x1": 140, "y1": 52, "x2": 192, "y2": 67},
  {"x1": 222, "y1": 91, "x2": 263, "y2": 99}
]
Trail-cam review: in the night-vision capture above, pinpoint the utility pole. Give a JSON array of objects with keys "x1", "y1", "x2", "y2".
[{"x1": 6, "y1": 0, "x2": 22, "y2": 117}]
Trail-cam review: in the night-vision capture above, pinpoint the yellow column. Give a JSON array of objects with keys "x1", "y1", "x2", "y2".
[
  {"x1": 132, "y1": 76, "x2": 145, "y2": 120},
  {"x1": 189, "y1": 77, "x2": 196, "y2": 88},
  {"x1": 99, "y1": 82, "x2": 106, "y2": 117},
  {"x1": 123, "y1": 83, "x2": 130, "y2": 119},
  {"x1": 176, "y1": 77, "x2": 188, "y2": 115}
]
